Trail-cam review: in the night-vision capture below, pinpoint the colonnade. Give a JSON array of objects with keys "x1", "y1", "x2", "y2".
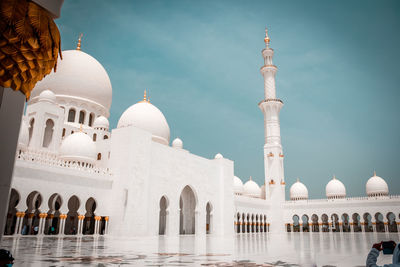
[
  {"x1": 234, "y1": 213, "x2": 269, "y2": 233},
  {"x1": 287, "y1": 212, "x2": 399, "y2": 233}
]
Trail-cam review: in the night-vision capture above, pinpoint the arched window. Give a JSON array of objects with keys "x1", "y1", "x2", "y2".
[
  {"x1": 97, "y1": 153, "x2": 101, "y2": 160},
  {"x1": 89, "y1": 113, "x2": 94, "y2": 127},
  {"x1": 68, "y1": 109, "x2": 76, "y2": 122},
  {"x1": 79, "y1": 110, "x2": 85, "y2": 124},
  {"x1": 28, "y1": 118, "x2": 34, "y2": 145},
  {"x1": 42, "y1": 119, "x2": 54, "y2": 148},
  {"x1": 103, "y1": 135, "x2": 108, "y2": 140},
  {"x1": 62, "y1": 128, "x2": 66, "y2": 137},
  {"x1": 93, "y1": 133, "x2": 97, "y2": 141}
]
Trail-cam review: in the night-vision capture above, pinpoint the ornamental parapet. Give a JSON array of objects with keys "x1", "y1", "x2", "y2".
[
  {"x1": 260, "y1": 64, "x2": 278, "y2": 71},
  {"x1": 258, "y1": 98, "x2": 283, "y2": 105},
  {"x1": 16, "y1": 148, "x2": 112, "y2": 176}
]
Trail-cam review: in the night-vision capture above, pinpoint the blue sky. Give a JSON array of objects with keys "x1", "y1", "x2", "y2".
[{"x1": 56, "y1": 0, "x2": 400, "y2": 199}]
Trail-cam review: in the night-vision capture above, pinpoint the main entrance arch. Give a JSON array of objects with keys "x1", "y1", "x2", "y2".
[{"x1": 179, "y1": 185, "x2": 197, "y2": 235}]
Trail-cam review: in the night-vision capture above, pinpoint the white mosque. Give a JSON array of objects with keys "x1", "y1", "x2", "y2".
[{"x1": 3, "y1": 30, "x2": 400, "y2": 237}]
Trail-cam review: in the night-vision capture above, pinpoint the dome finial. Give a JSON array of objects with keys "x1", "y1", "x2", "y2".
[
  {"x1": 249, "y1": 176, "x2": 252, "y2": 181},
  {"x1": 373, "y1": 170, "x2": 376, "y2": 176},
  {"x1": 79, "y1": 123, "x2": 83, "y2": 132},
  {"x1": 143, "y1": 89, "x2": 147, "y2": 101},
  {"x1": 76, "y1": 33, "x2": 83, "y2": 51},
  {"x1": 264, "y1": 26, "x2": 270, "y2": 48},
  {"x1": 297, "y1": 178, "x2": 300, "y2": 182},
  {"x1": 333, "y1": 174, "x2": 336, "y2": 180}
]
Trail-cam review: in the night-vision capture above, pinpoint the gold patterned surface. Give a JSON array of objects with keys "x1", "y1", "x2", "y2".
[{"x1": 0, "y1": 0, "x2": 61, "y2": 99}]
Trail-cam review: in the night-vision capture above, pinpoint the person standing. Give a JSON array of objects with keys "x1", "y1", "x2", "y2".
[{"x1": 367, "y1": 241, "x2": 399, "y2": 267}]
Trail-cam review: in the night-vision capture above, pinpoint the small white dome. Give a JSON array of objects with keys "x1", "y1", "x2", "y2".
[
  {"x1": 59, "y1": 132, "x2": 96, "y2": 164},
  {"x1": 93, "y1": 116, "x2": 109, "y2": 130},
  {"x1": 326, "y1": 176, "x2": 346, "y2": 199},
  {"x1": 117, "y1": 101, "x2": 170, "y2": 145},
  {"x1": 38, "y1": 90, "x2": 56, "y2": 103},
  {"x1": 18, "y1": 119, "x2": 29, "y2": 149},
  {"x1": 233, "y1": 176, "x2": 244, "y2": 195},
  {"x1": 366, "y1": 172, "x2": 389, "y2": 197},
  {"x1": 214, "y1": 153, "x2": 223, "y2": 159},
  {"x1": 172, "y1": 138, "x2": 183, "y2": 149},
  {"x1": 290, "y1": 179, "x2": 309, "y2": 200},
  {"x1": 31, "y1": 50, "x2": 112, "y2": 112},
  {"x1": 243, "y1": 177, "x2": 261, "y2": 198}
]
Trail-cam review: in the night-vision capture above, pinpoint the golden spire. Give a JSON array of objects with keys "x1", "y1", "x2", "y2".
[
  {"x1": 373, "y1": 170, "x2": 376, "y2": 176},
  {"x1": 76, "y1": 33, "x2": 83, "y2": 51},
  {"x1": 79, "y1": 124, "x2": 83, "y2": 132},
  {"x1": 139, "y1": 90, "x2": 150, "y2": 103},
  {"x1": 264, "y1": 26, "x2": 270, "y2": 48}
]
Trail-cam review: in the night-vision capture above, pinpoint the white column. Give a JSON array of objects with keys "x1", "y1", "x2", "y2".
[
  {"x1": 104, "y1": 217, "x2": 109, "y2": 235},
  {"x1": 17, "y1": 212, "x2": 25, "y2": 235},
  {"x1": 59, "y1": 214, "x2": 67, "y2": 235}
]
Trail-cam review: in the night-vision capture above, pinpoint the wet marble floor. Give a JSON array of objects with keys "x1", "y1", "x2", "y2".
[{"x1": 0, "y1": 232, "x2": 399, "y2": 266}]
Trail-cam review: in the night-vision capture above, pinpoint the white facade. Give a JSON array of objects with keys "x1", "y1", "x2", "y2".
[{"x1": 4, "y1": 31, "x2": 400, "y2": 238}]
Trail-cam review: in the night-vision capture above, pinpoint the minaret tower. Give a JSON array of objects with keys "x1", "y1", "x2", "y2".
[{"x1": 258, "y1": 27, "x2": 285, "y2": 232}]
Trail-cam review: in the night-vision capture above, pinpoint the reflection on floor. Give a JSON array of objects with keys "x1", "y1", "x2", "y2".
[{"x1": 0, "y1": 232, "x2": 398, "y2": 266}]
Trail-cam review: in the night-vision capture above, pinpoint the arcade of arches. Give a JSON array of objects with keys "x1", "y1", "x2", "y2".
[
  {"x1": 158, "y1": 186, "x2": 215, "y2": 235},
  {"x1": 4, "y1": 189, "x2": 109, "y2": 236},
  {"x1": 287, "y1": 212, "x2": 399, "y2": 233}
]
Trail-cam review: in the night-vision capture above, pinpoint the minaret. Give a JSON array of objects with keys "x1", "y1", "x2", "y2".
[{"x1": 258, "y1": 27, "x2": 285, "y2": 233}]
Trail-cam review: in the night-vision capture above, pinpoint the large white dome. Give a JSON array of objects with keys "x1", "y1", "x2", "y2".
[
  {"x1": 233, "y1": 176, "x2": 244, "y2": 195},
  {"x1": 31, "y1": 50, "x2": 112, "y2": 111},
  {"x1": 366, "y1": 172, "x2": 389, "y2": 197},
  {"x1": 243, "y1": 177, "x2": 261, "y2": 198},
  {"x1": 59, "y1": 132, "x2": 96, "y2": 164},
  {"x1": 117, "y1": 100, "x2": 170, "y2": 145},
  {"x1": 290, "y1": 179, "x2": 309, "y2": 200},
  {"x1": 326, "y1": 176, "x2": 346, "y2": 199}
]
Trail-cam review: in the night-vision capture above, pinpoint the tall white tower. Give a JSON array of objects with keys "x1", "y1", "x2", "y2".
[{"x1": 258, "y1": 27, "x2": 285, "y2": 233}]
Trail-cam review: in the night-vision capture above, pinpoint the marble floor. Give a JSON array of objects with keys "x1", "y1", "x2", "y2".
[{"x1": 0, "y1": 232, "x2": 398, "y2": 266}]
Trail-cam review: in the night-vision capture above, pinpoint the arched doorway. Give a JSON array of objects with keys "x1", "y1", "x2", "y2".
[
  {"x1": 4, "y1": 189, "x2": 20, "y2": 235},
  {"x1": 375, "y1": 213, "x2": 385, "y2": 232},
  {"x1": 341, "y1": 213, "x2": 350, "y2": 232},
  {"x1": 241, "y1": 213, "x2": 246, "y2": 233},
  {"x1": 387, "y1": 212, "x2": 398, "y2": 232},
  {"x1": 363, "y1": 213, "x2": 373, "y2": 232},
  {"x1": 159, "y1": 196, "x2": 168, "y2": 235},
  {"x1": 311, "y1": 214, "x2": 319, "y2": 232},
  {"x1": 179, "y1": 186, "x2": 197, "y2": 235},
  {"x1": 206, "y1": 202, "x2": 212, "y2": 234},
  {"x1": 321, "y1": 214, "x2": 329, "y2": 232},
  {"x1": 65, "y1": 196, "x2": 80, "y2": 235},
  {"x1": 83, "y1": 197, "x2": 96, "y2": 235},
  {"x1": 331, "y1": 214, "x2": 339, "y2": 232},
  {"x1": 352, "y1": 213, "x2": 361, "y2": 232},
  {"x1": 45, "y1": 193, "x2": 62, "y2": 235},
  {"x1": 292, "y1": 215, "x2": 300, "y2": 232},
  {"x1": 42, "y1": 119, "x2": 54, "y2": 148},
  {"x1": 302, "y1": 215, "x2": 310, "y2": 232},
  {"x1": 22, "y1": 191, "x2": 42, "y2": 235}
]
